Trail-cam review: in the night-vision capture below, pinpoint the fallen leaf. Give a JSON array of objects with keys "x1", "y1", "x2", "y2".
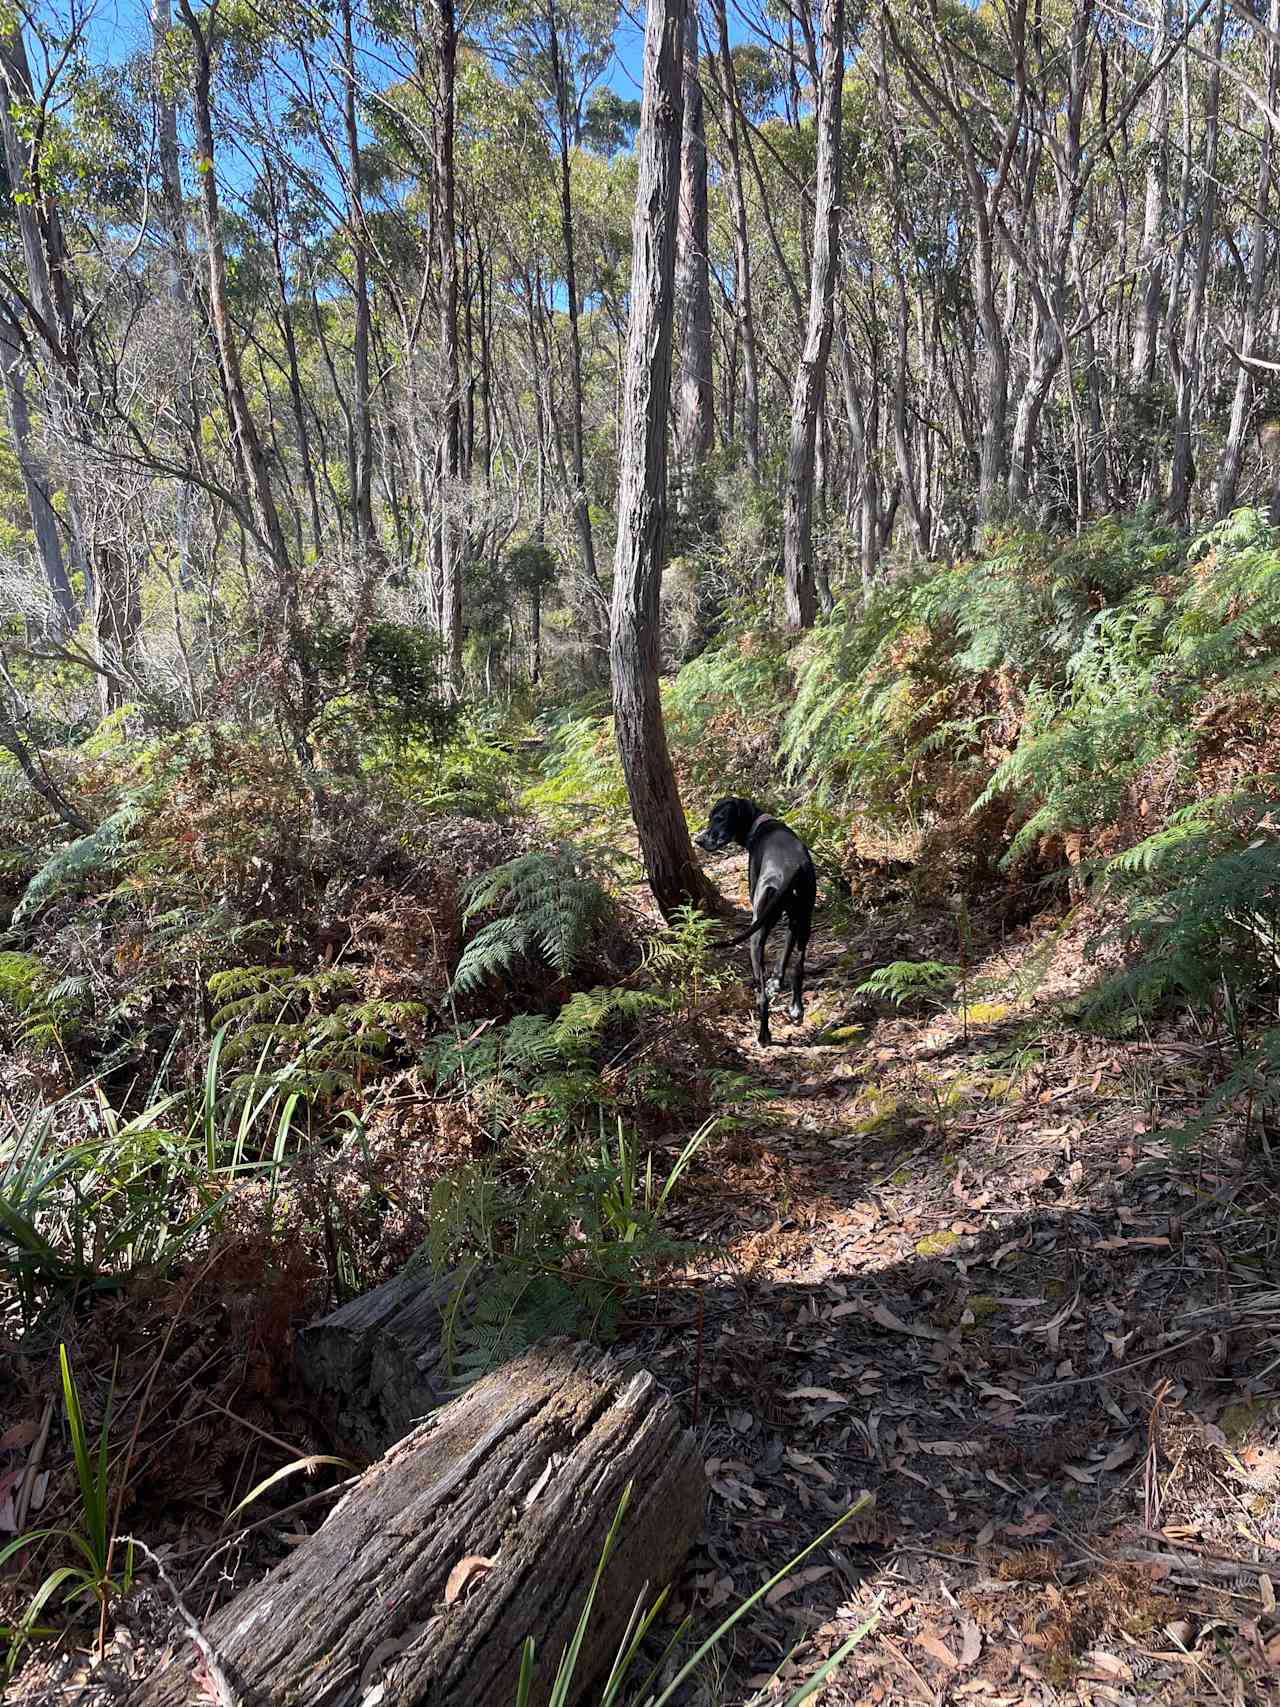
[
  {"x1": 916, "y1": 1630, "x2": 959, "y2": 1668},
  {"x1": 1098, "y1": 1436, "x2": 1138, "y2": 1473},
  {"x1": 959, "y1": 1620, "x2": 982, "y2": 1666},
  {"x1": 912, "y1": 1439, "x2": 981, "y2": 1458},
  {"x1": 868, "y1": 1303, "x2": 945, "y2": 1341},
  {"x1": 444, "y1": 1554, "x2": 497, "y2": 1604},
  {"x1": 0, "y1": 1422, "x2": 39, "y2": 1452},
  {"x1": 767, "y1": 1565, "x2": 833, "y2": 1605},
  {"x1": 1260, "y1": 1574, "x2": 1275, "y2": 1615},
  {"x1": 785, "y1": 1385, "x2": 849, "y2": 1404},
  {"x1": 1084, "y1": 1649, "x2": 1133, "y2": 1679},
  {"x1": 1006, "y1": 1510, "x2": 1054, "y2": 1537}
]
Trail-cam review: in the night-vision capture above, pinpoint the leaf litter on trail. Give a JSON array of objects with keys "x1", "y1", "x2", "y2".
[{"x1": 619, "y1": 905, "x2": 1280, "y2": 1704}]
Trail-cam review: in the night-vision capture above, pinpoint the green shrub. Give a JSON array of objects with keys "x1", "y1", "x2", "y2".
[
  {"x1": 423, "y1": 1116, "x2": 715, "y2": 1385},
  {"x1": 300, "y1": 617, "x2": 459, "y2": 756}
]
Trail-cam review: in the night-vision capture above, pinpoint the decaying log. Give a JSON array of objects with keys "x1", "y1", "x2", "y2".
[
  {"x1": 295, "y1": 1261, "x2": 473, "y2": 1456},
  {"x1": 135, "y1": 1339, "x2": 706, "y2": 1707}
]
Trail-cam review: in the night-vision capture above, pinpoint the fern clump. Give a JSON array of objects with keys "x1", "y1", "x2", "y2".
[
  {"x1": 856, "y1": 960, "x2": 961, "y2": 1010},
  {"x1": 207, "y1": 964, "x2": 427, "y2": 1104},
  {"x1": 0, "y1": 951, "x2": 86, "y2": 1052},
  {"x1": 640, "y1": 903, "x2": 734, "y2": 1011},
  {"x1": 422, "y1": 984, "x2": 661, "y2": 1132},
  {"x1": 452, "y1": 843, "x2": 622, "y2": 994},
  {"x1": 1082, "y1": 786, "x2": 1280, "y2": 1036},
  {"x1": 14, "y1": 794, "x2": 149, "y2": 929},
  {"x1": 522, "y1": 710, "x2": 629, "y2": 832}
]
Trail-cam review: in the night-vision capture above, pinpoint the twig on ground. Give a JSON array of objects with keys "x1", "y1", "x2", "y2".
[
  {"x1": 1145, "y1": 1378, "x2": 1173, "y2": 1531},
  {"x1": 877, "y1": 1633, "x2": 941, "y2": 1705},
  {"x1": 123, "y1": 1535, "x2": 240, "y2": 1707},
  {"x1": 1023, "y1": 1334, "x2": 1211, "y2": 1393}
]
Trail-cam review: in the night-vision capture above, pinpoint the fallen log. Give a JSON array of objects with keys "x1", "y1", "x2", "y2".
[
  {"x1": 135, "y1": 1339, "x2": 706, "y2": 1707},
  {"x1": 295, "y1": 1261, "x2": 472, "y2": 1456}
]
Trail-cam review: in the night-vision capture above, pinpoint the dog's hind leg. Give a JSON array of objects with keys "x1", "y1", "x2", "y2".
[
  {"x1": 750, "y1": 926, "x2": 771, "y2": 1044},
  {"x1": 788, "y1": 916, "x2": 811, "y2": 1025},
  {"x1": 767, "y1": 926, "x2": 795, "y2": 999}
]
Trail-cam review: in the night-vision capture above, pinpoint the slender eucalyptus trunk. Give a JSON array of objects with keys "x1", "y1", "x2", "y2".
[
  {"x1": 178, "y1": 0, "x2": 293, "y2": 594},
  {"x1": 547, "y1": 0, "x2": 600, "y2": 593},
  {"x1": 0, "y1": 19, "x2": 133, "y2": 708},
  {"x1": 611, "y1": 0, "x2": 717, "y2": 918},
  {"x1": 1167, "y1": 0, "x2": 1224, "y2": 525},
  {"x1": 1131, "y1": 0, "x2": 1170, "y2": 385},
  {"x1": 341, "y1": 0, "x2": 377, "y2": 565},
  {"x1": 782, "y1": 0, "x2": 844, "y2": 629},
  {"x1": 1216, "y1": 0, "x2": 1278, "y2": 517},
  {"x1": 433, "y1": 0, "x2": 463, "y2": 686},
  {"x1": 265, "y1": 163, "x2": 325, "y2": 559},
  {"x1": 153, "y1": 0, "x2": 198, "y2": 588},
  {"x1": 0, "y1": 302, "x2": 75, "y2": 630},
  {"x1": 711, "y1": 0, "x2": 759, "y2": 478},
  {"x1": 675, "y1": 12, "x2": 714, "y2": 481}
]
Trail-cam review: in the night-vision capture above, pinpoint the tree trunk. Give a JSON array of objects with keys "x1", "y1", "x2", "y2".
[
  {"x1": 0, "y1": 302, "x2": 75, "y2": 630},
  {"x1": 548, "y1": 0, "x2": 601, "y2": 596},
  {"x1": 1131, "y1": 0, "x2": 1170, "y2": 385},
  {"x1": 675, "y1": 12, "x2": 714, "y2": 482},
  {"x1": 782, "y1": 0, "x2": 844, "y2": 629},
  {"x1": 1216, "y1": 0, "x2": 1278, "y2": 517},
  {"x1": 341, "y1": 0, "x2": 377, "y2": 565},
  {"x1": 611, "y1": 0, "x2": 719, "y2": 918},
  {"x1": 433, "y1": 0, "x2": 463, "y2": 687},
  {"x1": 297, "y1": 1265, "x2": 473, "y2": 1456},
  {"x1": 1167, "y1": 0, "x2": 1224, "y2": 525},
  {"x1": 178, "y1": 0, "x2": 293, "y2": 594},
  {"x1": 265, "y1": 162, "x2": 325, "y2": 560},
  {"x1": 135, "y1": 1340, "x2": 706, "y2": 1707},
  {"x1": 152, "y1": 0, "x2": 200, "y2": 589},
  {"x1": 711, "y1": 0, "x2": 759, "y2": 478}
]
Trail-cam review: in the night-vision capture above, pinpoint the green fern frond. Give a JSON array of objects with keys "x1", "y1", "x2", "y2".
[
  {"x1": 453, "y1": 845, "x2": 615, "y2": 992},
  {"x1": 14, "y1": 796, "x2": 147, "y2": 929},
  {"x1": 856, "y1": 960, "x2": 961, "y2": 1008}
]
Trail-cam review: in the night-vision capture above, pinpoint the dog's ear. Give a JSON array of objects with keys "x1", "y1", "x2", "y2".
[{"x1": 731, "y1": 797, "x2": 758, "y2": 838}]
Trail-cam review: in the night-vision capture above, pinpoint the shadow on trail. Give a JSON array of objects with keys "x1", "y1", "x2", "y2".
[{"x1": 616, "y1": 1150, "x2": 1277, "y2": 1699}]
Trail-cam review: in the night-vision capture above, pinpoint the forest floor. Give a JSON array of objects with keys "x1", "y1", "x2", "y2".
[
  {"x1": 7, "y1": 844, "x2": 1280, "y2": 1707},
  {"x1": 619, "y1": 847, "x2": 1280, "y2": 1705}
]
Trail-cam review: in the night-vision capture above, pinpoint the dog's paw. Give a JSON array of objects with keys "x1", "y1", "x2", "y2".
[
  {"x1": 789, "y1": 1004, "x2": 804, "y2": 1025},
  {"x1": 765, "y1": 977, "x2": 782, "y2": 998}
]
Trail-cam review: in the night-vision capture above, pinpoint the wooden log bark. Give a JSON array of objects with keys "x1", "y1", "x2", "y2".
[
  {"x1": 295, "y1": 1263, "x2": 473, "y2": 1457},
  {"x1": 135, "y1": 1340, "x2": 706, "y2": 1707}
]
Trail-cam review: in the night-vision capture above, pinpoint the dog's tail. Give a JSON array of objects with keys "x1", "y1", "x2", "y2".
[{"x1": 719, "y1": 883, "x2": 788, "y2": 948}]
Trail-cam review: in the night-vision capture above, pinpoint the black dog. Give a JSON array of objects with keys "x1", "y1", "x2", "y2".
[{"x1": 693, "y1": 796, "x2": 816, "y2": 1045}]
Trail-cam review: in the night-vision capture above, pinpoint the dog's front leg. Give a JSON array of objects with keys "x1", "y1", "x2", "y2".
[{"x1": 750, "y1": 931, "x2": 771, "y2": 1044}]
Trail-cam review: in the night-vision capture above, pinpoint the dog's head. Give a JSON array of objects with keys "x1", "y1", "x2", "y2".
[{"x1": 693, "y1": 796, "x2": 761, "y2": 852}]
